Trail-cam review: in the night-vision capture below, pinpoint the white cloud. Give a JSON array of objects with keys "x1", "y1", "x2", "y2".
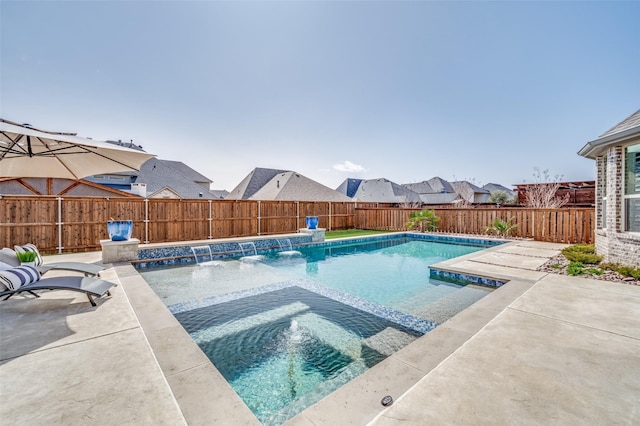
[{"x1": 333, "y1": 160, "x2": 366, "y2": 173}]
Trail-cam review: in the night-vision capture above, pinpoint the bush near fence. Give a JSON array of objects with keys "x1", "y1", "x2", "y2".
[{"x1": 0, "y1": 196, "x2": 594, "y2": 254}]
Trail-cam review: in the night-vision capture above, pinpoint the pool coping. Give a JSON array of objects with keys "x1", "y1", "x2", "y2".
[{"x1": 119, "y1": 235, "x2": 531, "y2": 425}]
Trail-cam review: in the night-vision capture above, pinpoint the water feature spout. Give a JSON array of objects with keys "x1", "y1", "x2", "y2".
[
  {"x1": 277, "y1": 238, "x2": 301, "y2": 257},
  {"x1": 238, "y1": 242, "x2": 257, "y2": 256},
  {"x1": 190, "y1": 245, "x2": 213, "y2": 264}
]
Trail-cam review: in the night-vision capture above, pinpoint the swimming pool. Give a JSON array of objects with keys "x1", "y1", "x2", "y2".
[{"x1": 140, "y1": 235, "x2": 498, "y2": 424}]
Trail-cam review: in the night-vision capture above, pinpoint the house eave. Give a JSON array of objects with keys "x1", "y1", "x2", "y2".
[{"x1": 578, "y1": 124, "x2": 640, "y2": 159}]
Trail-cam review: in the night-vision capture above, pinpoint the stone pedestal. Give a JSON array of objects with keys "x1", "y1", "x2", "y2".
[
  {"x1": 100, "y1": 238, "x2": 140, "y2": 264},
  {"x1": 299, "y1": 228, "x2": 326, "y2": 243}
]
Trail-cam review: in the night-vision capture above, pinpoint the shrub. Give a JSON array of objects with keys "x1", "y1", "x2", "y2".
[
  {"x1": 406, "y1": 209, "x2": 440, "y2": 232},
  {"x1": 599, "y1": 263, "x2": 640, "y2": 279},
  {"x1": 586, "y1": 268, "x2": 603, "y2": 275},
  {"x1": 561, "y1": 244, "x2": 602, "y2": 264},
  {"x1": 485, "y1": 217, "x2": 518, "y2": 237},
  {"x1": 567, "y1": 261, "x2": 585, "y2": 276}
]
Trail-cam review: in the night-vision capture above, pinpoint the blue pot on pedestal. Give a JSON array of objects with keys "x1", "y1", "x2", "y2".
[
  {"x1": 108, "y1": 220, "x2": 133, "y2": 241},
  {"x1": 305, "y1": 216, "x2": 318, "y2": 230}
]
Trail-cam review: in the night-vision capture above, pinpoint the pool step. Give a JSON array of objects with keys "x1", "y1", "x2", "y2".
[
  {"x1": 294, "y1": 313, "x2": 364, "y2": 361},
  {"x1": 394, "y1": 281, "x2": 463, "y2": 314},
  {"x1": 412, "y1": 285, "x2": 491, "y2": 323},
  {"x1": 362, "y1": 327, "x2": 417, "y2": 357}
]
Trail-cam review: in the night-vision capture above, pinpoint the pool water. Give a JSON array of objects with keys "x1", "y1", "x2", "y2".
[{"x1": 141, "y1": 237, "x2": 493, "y2": 424}]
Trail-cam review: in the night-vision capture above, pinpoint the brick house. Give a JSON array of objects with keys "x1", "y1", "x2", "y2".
[{"x1": 579, "y1": 109, "x2": 640, "y2": 267}]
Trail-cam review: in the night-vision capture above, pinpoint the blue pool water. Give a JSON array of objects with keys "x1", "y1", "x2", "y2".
[{"x1": 141, "y1": 236, "x2": 494, "y2": 424}]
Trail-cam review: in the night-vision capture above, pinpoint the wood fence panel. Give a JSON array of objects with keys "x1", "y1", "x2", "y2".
[
  {"x1": 328, "y1": 203, "x2": 354, "y2": 230},
  {"x1": 298, "y1": 202, "x2": 331, "y2": 229},
  {"x1": 259, "y1": 201, "x2": 298, "y2": 235},
  {"x1": 61, "y1": 198, "x2": 109, "y2": 251},
  {"x1": 0, "y1": 196, "x2": 594, "y2": 253},
  {"x1": 0, "y1": 197, "x2": 58, "y2": 251},
  {"x1": 354, "y1": 207, "x2": 594, "y2": 244}
]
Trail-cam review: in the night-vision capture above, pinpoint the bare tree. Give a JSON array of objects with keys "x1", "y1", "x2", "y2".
[{"x1": 523, "y1": 168, "x2": 570, "y2": 208}]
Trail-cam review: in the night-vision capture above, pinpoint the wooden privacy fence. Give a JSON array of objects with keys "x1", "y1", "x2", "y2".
[
  {"x1": 0, "y1": 196, "x2": 594, "y2": 254},
  {"x1": 0, "y1": 196, "x2": 354, "y2": 254},
  {"x1": 356, "y1": 207, "x2": 595, "y2": 244}
]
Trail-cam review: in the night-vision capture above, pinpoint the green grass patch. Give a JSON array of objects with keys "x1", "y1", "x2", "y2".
[
  {"x1": 561, "y1": 244, "x2": 603, "y2": 264},
  {"x1": 324, "y1": 229, "x2": 394, "y2": 240}
]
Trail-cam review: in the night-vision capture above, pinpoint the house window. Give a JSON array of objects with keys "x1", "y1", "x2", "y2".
[
  {"x1": 625, "y1": 144, "x2": 640, "y2": 232},
  {"x1": 600, "y1": 155, "x2": 608, "y2": 230}
]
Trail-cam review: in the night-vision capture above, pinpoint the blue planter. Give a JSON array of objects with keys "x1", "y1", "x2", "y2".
[
  {"x1": 305, "y1": 216, "x2": 319, "y2": 230},
  {"x1": 108, "y1": 220, "x2": 133, "y2": 241}
]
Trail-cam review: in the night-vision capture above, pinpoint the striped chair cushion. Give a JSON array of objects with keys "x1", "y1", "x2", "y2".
[
  {"x1": 0, "y1": 248, "x2": 20, "y2": 267},
  {"x1": 14, "y1": 244, "x2": 44, "y2": 267},
  {"x1": 0, "y1": 266, "x2": 41, "y2": 291}
]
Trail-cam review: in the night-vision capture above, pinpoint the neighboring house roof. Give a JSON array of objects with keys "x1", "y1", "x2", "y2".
[
  {"x1": 420, "y1": 192, "x2": 462, "y2": 204},
  {"x1": 249, "y1": 171, "x2": 351, "y2": 202},
  {"x1": 402, "y1": 181, "x2": 435, "y2": 194},
  {"x1": 579, "y1": 109, "x2": 640, "y2": 158},
  {"x1": 209, "y1": 189, "x2": 229, "y2": 199},
  {"x1": 426, "y1": 176, "x2": 455, "y2": 193},
  {"x1": 451, "y1": 181, "x2": 490, "y2": 203},
  {"x1": 350, "y1": 178, "x2": 422, "y2": 203},
  {"x1": 226, "y1": 167, "x2": 289, "y2": 200},
  {"x1": 161, "y1": 160, "x2": 212, "y2": 186},
  {"x1": 336, "y1": 178, "x2": 364, "y2": 198},
  {"x1": 483, "y1": 183, "x2": 515, "y2": 197},
  {"x1": 133, "y1": 158, "x2": 218, "y2": 199}
]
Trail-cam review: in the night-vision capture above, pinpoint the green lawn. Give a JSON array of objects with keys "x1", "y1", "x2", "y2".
[{"x1": 324, "y1": 229, "x2": 395, "y2": 240}]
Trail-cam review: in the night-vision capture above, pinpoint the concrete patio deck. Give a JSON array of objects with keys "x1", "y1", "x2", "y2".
[{"x1": 1, "y1": 239, "x2": 639, "y2": 425}]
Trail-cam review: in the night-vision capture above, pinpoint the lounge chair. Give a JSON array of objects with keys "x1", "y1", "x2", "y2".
[
  {"x1": 0, "y1": 247, "x2": 105, "y2": 277},
  {"x1": 0, "y1": 276, "x2": 114, "y2": 306},
  {"x1": 37, "y1": 262, "x2": 104, "y2": 277}
]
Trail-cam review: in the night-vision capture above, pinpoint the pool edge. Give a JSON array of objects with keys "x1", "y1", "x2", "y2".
[{"x1": 116, "y1": 235, "x2": 532, "y2": 426}]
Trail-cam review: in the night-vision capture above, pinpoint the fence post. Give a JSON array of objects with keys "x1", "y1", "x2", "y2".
[
  {"x1": 329, "y1": 202, "x2": 332, "y2": 231},
  {"x1": 57, "y1": 197, "x2": 63, "y2": 254},
  {"x1": 208, "y1": 199, "x2": 213, "y2": 239},
  {"x1": 144, "y1": 198, "x2": 150, "y2": 244},
  {"x1": 257, "y1": 200, "x2": 261, "y2": 236}
]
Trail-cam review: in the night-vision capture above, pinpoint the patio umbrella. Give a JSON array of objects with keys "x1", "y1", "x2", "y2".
[{"x1": 0, "y1": 118, "x2": 155, "y2": 179}]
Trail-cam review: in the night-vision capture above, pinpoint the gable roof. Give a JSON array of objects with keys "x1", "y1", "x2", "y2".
[
  {"x1": 350, "y1": 178, "x2": 422, "y2": 203},
  {"x1": 598, "y1": 109, "x2": 640, "y2": 138},
  {"x1": 426, "y1": 176, "x2": 455, "y2": 193},
  {"x1": 420, "y1": 192, "x2": 462, "y2": 204},
  {"x1": 225, "y1": 167, "x2": 289, "y2": 200},
  {"x1": 336, "y1": 178, "x2": 363, "y2": 198},
  {"x1": 402, "y1": 181, "x2": 435, "y2": 194},
  {"x1": 451, "y1": 181, "x2": 490, "y2": 194},
  {"x1": 134, "y1": 158, "x2": 218, "y2": 199},
  {"x1": 161, "y1": 160, "x2": 212, "y2": 185},
  {"x1": 482, "y1": 183, "x2": 514, "y2": 196},
  {"x1": 579, "y1": 109, "x2": 640, "y2": 159},
  {"x1": 249, "y1": 171, "x2": 351, "y2": 202}
]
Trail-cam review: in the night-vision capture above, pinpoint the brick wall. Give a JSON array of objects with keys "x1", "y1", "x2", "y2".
[{"x1": 595, "y1": 146, "x2": 640, "y2": 268}]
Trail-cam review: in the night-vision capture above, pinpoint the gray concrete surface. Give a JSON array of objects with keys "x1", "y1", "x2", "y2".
[{"x1": 1, "y1": 238, "x2": 639, "y2": 425}]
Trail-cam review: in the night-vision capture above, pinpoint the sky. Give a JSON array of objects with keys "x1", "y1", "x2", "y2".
[{"x1": 1, "y1": 1, "x2": 639, "y2": 192}]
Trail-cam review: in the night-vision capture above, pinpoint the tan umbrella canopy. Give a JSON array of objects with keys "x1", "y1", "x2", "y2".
[{"x1": 0, "y1": 118, "x2": 155, "y2": 179}]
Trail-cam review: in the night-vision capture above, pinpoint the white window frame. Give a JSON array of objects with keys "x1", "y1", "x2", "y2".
[
  {"x1": 623, "y1": 144, "x2": 640, "y2": 234},
  {"x1": 601, "y1": 154, "x2": 608, "y2": 231}
]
